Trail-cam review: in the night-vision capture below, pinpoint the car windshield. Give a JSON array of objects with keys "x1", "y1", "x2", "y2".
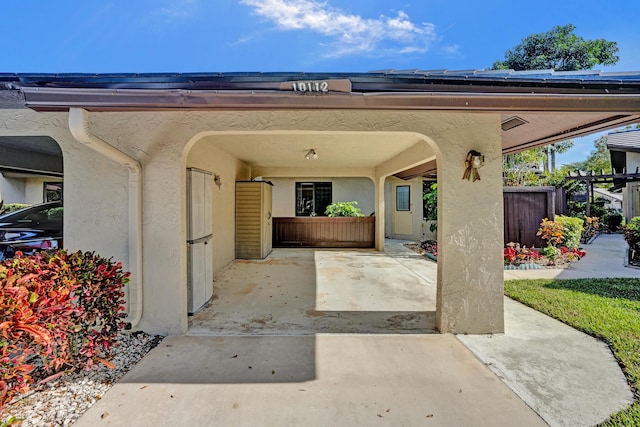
[{"x1": 0, "y1": 203, "x2": 63, "y2": 226}]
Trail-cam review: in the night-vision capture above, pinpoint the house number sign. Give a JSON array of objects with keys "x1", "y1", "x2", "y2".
[
  {"x1": 279, "y1": 79, "x2": 352, "y2": 93},
  {"x1": 292, "y1": 81, "x2": 329, "y2": 93}
]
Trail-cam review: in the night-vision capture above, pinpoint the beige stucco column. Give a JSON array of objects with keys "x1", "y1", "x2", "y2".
[
  {"x1": 375, "y1": 176, "x2": 386, "y2": 250},
  {"x1": 435, "y1": 118, "x2": 504, "y2": 334}
]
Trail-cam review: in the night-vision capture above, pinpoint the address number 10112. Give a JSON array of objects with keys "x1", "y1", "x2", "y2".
[{"x1": 291, "y1": 81, "x2": 329, "y2": 93}]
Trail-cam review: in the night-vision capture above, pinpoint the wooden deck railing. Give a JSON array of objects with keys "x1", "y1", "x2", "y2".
[{"x1": 273, "y1": 216, "x2": 375, "y2": 248}]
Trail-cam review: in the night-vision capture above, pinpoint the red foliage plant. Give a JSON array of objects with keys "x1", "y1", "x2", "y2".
[
  {"x1": 504, "y1": 242, "x2": 542, "y2": 266},
  {"x1": 0, "y1": 250, "x2": 128, "y2": 414}
]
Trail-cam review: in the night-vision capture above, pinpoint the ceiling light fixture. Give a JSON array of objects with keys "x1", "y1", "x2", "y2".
[{"x1": 305, "y1": 149, "x2": 318, "y2": 160}]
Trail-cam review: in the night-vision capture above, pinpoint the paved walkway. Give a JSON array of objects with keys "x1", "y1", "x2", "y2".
[
  {"x1": 504, "y1": 233, "x2": 640, "y2": 280},
  {"x1": 73, "y1": 236, "x2": 636, "y2": 427},
  {"x1": 475, "y1": 232, "x2": 637, "y2": 426}
]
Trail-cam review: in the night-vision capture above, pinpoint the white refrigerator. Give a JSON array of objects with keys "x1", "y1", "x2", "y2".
[{"x1": 187, "y1": 168, "x2": 213, "y2": 314}]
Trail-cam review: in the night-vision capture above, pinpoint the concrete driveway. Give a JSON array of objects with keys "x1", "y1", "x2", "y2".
[
  {"x1": 189, "y1": 246, "x2": 438, "y2": 335},
  {"x1": 74, "y1": 240, "x2": 632, "y2": 427}
]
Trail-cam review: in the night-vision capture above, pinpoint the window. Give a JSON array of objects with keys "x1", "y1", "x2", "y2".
[
  {"x1": 295, "y1": 182, "x2": 332, "y2": 216},
  {"x1": 396, "y1": 185, "x2": 410, "y2": 211},
  {"x1": 44, "y1": 182, "x2": 63, "y2": 202}
]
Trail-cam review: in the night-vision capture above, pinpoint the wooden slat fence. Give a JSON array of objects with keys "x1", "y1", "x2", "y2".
[{"x1": 273, "y1": 217, "x2": 375, "y2": 248}]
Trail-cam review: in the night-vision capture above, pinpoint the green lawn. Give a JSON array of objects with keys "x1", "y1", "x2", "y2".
[{"x1": 504, "y1": 278, "x2": 640, "y2": 426}]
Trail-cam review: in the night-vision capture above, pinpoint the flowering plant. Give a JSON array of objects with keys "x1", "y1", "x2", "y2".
[
  {"x1": 560, "y1": 246, "x2": 586, "y2": 261},
  {"x1": 504, "y1": 242, "x2": 584, "y2": 267},
  {"x1": 504, "y1": 242, "x2": 541, "y2": 265}
]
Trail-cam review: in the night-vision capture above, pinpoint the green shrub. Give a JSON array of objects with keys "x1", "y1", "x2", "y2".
[
  {"x1": 542, "y1": 245, "x2": 562, "y2": 264},
  {"x1": 0, "y1": 203, "x2": 29, "y2": 216},
  {"x1": 602, "y1": 211, "x2": 623, "y2": 232},
  {"x1": 556, "y1": 215, "x2": 584, "y2": 250},
  {"x1": 0, "y1": 250, "x2": 128, "y2": 414},
  {"x1": 581, "y1": 216, "x2": 600, "y2": 243},
  {"x1": 423, "y1": 183, "x2": 437, "y2": 232},
  {"x1": 590, "y1": 203, "x2": 607, "y2": 218},
  {"x1": 324, "y1": 201, "x2": 364, "y2": 217},
  {"x1": 624, "y1": 217, "x2": 640, "y2": 251}
]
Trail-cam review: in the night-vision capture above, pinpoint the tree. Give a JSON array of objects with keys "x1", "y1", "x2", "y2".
[
  {"x1": 547, "y1": 140, "x2": 574, "y2": 172},
  {"x1": 503, "y1": 148, "x2": 544, "y2": 186},
  {"x1": 492, "y1": 24, "x2": 619, "y2": 71},
  {"x1": 566, "y1": 135, "x2": 611, "y2": 173}
]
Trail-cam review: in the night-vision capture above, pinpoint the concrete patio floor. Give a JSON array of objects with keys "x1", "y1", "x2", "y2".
[
  {"x1": 189, "y1": 246, "x2": 438, "y2": 335},
  {"x1": 74, "y1": 238, "x2": 634, "y2": 427}
]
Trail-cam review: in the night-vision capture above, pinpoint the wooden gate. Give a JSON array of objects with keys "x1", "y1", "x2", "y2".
[{"x1": 503, "y1": 187, "x2": 555, "y2": 248}]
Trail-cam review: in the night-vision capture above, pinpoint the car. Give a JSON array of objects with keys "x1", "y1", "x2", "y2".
[{"x1": 0, "y1": 201, "x2": 63, "y2": 261}]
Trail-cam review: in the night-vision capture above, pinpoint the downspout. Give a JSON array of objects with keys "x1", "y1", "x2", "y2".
[{"x1": 68, "y1": 108, "x2": 143, "y2": 329}]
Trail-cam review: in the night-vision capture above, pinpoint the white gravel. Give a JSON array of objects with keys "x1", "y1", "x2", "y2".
[{"x1": 2, "y1": 331, "x2": 163, "y2": 427}]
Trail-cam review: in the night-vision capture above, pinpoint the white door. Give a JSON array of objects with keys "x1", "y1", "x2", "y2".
[
  {"x1": 187, "y1": 168, "x2": 213, "y2": 314},
  {"x1": 393, "y1": 183, "x2": 413, "y2": 236},
  {"x1": 188, "y1": 169, "x2": 212, "y2": 240}
]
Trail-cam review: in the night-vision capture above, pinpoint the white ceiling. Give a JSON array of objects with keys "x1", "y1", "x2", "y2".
[{"x1": 200, "y1": 131, "x2": 424, "y2": 168}]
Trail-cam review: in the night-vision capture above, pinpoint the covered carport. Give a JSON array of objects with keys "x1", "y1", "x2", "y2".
[
  {"x1": 1, "y1": 70, "x2": 639, "y2": 336},
  {"x1": 189, "y1": 242, "x2": 439, "y2": 335}
]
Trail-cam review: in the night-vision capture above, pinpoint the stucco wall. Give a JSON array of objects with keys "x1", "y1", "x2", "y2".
[
  {"x1": 268, "y1": 177, "x2": 374, "y2": 217},
  {"x1": 0, "y1": 108, "x2": 505, "y2": 335},
  {"x1": 0, "y1": 176, "x2": 25, "y2": 204},
  {"x1": 0, "y1": 175, "x2": 62, "y2": 205},
  {"x1": 384, "y1": 176, "x2": 425, "y2": 241},
  {"x1": 24, "y1": 177, "x2": 52, "y2": 204},
  {"x1": 0, "y1": 110, "x2": 130, "y2": 263},
  {"x1": 433, "y1": 116, "x2": 504, "y2": 334},
  {"x1": 186, "y1": 141, "x2": 251, "y2": 274}
]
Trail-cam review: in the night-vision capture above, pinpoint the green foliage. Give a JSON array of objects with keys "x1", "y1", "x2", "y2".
[
  {"x1": 422, "y1": 182, "x2": 437, "y2": 232},
  {"x1": 555, "y1": 215, "x2": 583, "y2": 250},
  {"x1": 624, "y1": 218, "x2": 640, "y2": 261},
  {"x1": 581, "y1": 216, "x2": 600, "y2": 244},
  {"x1": 590, "y1": 202, "x2": 608, "y2": 218},
  {"x1": 541, "y1": 245, "x2": 562, "y2": 263},
  {"x1": 566, "y1": 135, "x2": 611, "y2": 174},
  {"x1": 0, "y1": 415, "x2": 18, "y2": 427},
  {"x1": 602, "y1": 211, "x2": 623, "y2": 233},
  {"x1": 492, "y1": 24, "x2": 619, "y2": 71},
  {"x1": 504, "y1": 278, "x2": 640, "y2": 425},
  {"x1": 567, "y1": 200, "x2": 607, "y2": 218},
  {"x1": 503, "y1": 149, "x2": 543, "y2": 186},
  {"x1": 324, "y1": 201, "x2": 364, "y2": 217},
  {"x1": 540, "y1": 167, "x2": 582, "y2": 194},
  {"x1": 0, "y1": 250, "x2": 128, "y2": 415},
  {"x1": 0, "y1": 202, "x2": 29, "y2": 217}
]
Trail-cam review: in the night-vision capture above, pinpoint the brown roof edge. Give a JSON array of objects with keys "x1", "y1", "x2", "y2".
[
  {"x1": 20, "y1": 87, "x2": 640, "y2": 114},
  {"x1": 502, "y1": 114, "x2": 640, "y2": 154}
]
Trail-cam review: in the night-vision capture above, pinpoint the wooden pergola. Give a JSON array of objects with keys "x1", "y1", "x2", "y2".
[{"x1": 566, "y1": 168, "x2": 640, "y2": 215}]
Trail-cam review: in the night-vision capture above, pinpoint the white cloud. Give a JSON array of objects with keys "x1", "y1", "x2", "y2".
[
  {"x1": 241, "y1": 0, "x2": 437, "y2": 58},
  {"x1": 442, "y1": 44, "x2": 461, "y2": 57},
  {"x1": 158, "y1": 0, "x2": 199, "y2": 20}
]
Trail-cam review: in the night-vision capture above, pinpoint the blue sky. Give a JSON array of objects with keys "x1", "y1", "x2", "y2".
[{"x1": 3, "y1": 0, "x2": 639, "y2": 165}]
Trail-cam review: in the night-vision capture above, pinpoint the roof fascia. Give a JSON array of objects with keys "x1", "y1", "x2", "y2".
[{"x1": 20, "y1": 87, "x2": 640, "y2": 114}]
